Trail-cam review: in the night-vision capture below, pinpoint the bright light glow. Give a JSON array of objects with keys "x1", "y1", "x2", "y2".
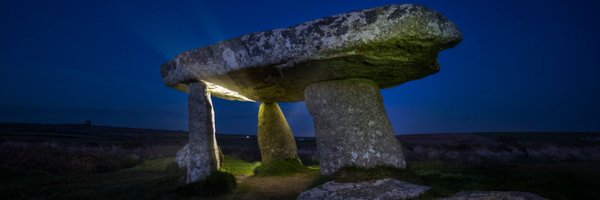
[{"x1": 203, "y1": 81, "x2": 254, "y2": 102}]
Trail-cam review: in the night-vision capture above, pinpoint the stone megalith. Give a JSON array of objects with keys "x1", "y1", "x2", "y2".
[
  {"x1": 161, "y1": 4, "x2": 462, "y2": 177},
  {"x1": 305, "y1": 78, "x2": 405, "y2": 174},
  {"x1": 258, "y1": 102, "x2": 299, "y2": 163},
  {"x1": 183, "y1": 82, "x2": 220, "y2": 183}
]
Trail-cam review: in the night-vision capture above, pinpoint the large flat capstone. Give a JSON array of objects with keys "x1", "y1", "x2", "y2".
[{"x1": 161, "y1": 4, "x2": 462, "y2": 102}]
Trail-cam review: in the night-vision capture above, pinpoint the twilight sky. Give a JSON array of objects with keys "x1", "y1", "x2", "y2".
[{"x1": 1, "y1": 0, "x2": 599, "y2": 136}]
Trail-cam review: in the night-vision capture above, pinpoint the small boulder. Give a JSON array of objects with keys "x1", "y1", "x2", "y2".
[{"x1": 297, "y1": 178, "x2": 430, "y2": 200}]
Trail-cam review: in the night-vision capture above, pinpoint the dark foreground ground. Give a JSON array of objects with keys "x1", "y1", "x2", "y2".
[{"x1": 1, "y1": 123, "x2": 599, "y2": 199}]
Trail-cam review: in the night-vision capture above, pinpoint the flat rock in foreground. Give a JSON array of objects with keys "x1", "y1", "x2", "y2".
[
  {"x1": 297, "y1": 178, "x2": 430, "y2": 200},
  {"x1": 161, "y1": 4, "x2": 462, "y2": 102},
  {"x1": 440, "y1": 191, "x2": 548, "y2": 200}
]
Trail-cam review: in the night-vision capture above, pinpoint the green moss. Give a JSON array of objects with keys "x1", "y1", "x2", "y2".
[
  {"x1": 257, "y1": 102, "x2": 299, "y2": 163},
  {"x1": 172, "y1": 170, "x2": 236, "y2": 197},
  {"x1": 253, "y1": 158, "x2": 306, "y2": 176},
  {"x1": 220, "y1": 155, "x2": 260, "y2": 176}
]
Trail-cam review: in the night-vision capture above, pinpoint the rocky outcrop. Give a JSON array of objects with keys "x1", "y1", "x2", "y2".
[
  {"x1": 161, "y1": 4, "x2": 462, "y2": 102},
  {"x1": 440, "y1": 191, "x2": 548, "y2": 200},
  {"x1": 297, "y1": 178, "x2": 430, "y2": 200},
  {"x1": 305, "y1": 78, "x2": 405, "y2": 175},
  {"x1": 258, "y1": 102, "x2": 299, "y2": 163}
]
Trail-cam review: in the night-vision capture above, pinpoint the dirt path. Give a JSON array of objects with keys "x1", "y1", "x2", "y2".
[{"x1": 222, "y1": 169, "x2": 321, "y2": 200}]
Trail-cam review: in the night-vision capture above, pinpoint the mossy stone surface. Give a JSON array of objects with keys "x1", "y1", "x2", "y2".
[
  {"x1": 257, "y1": 102, "x2": 299, "y2": 164},
  {"x1": 161, "y1": 4, "x2": 462, "y2": 102},
  {"x1": 305, "y1": 78, "x2": 406, "y2": 175}
]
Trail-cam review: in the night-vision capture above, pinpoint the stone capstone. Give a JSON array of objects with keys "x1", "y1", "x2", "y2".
[
  {"x1": 161, "y1": 4, "x2": 462, "y2": 102},
  {"x1": 257, "y1": 102, "x2": 299, "y2": 163},
  {"x1": 297, "y1": 178, "x2": 430, "y2": 200},
  {"x1": 305, "y1": 78, "x2": 405, "y2": 175},
  {"x1": 440, "y1": 191, "x2": 548, "y2": 200},
  {"x1": 184, "y1": 82, "x2": 220, "y2": 183}
]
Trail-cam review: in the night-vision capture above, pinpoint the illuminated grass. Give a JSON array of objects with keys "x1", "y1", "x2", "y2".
[
  {"x1": 220, "y1": 155, "x2": 260, "y2": 176},
  {"x1": 253, "y1": 158, "x2": 306, "y2": 176}
]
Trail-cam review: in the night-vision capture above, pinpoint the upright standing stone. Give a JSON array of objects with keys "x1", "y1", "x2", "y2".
[
  {"x1": 305, "y1": 78, "x2": 405, "y2": 175},
  {"x1": 185, "y1": 82, "x2": 220, "y2": 183},
  {"x1": 257, "y1": 102, "x2": 299, "y2": 163}
]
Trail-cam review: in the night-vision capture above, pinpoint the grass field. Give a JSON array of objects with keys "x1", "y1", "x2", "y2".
[
  {"x1": 0, "y1": 156, "x2": 321, "y2": 200},
  {"x1": 3, "y1": 156, "x2": 599, "y2": 199},
  {"x1": 1, "y1": 123, "x2": 599, "y2": 199}
]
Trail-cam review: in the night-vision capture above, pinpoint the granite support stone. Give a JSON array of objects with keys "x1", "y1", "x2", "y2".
[
  {"x1": 185, "y1": 82, "x2": 220, "y2": 183},
  {"x1": 305, "y1": 78, "x2": 406, "y2": 175},
  {"x1": 257, "y1": 102, "x2": 299, "y2": 163}
]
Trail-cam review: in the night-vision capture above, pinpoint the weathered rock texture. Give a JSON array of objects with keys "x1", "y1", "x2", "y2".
[
  {"x1": 162, "y1": 3, "x2": 462, "y2": 182},
  {"x1": 183, "y1": 82, "x2": 220, "y2": 183},
  {"x1": 161, "y1": 4, "x2": 462, "y2": 102},
  {"x1": 440, "y1": 191, "x2": 548, "y2": 200},
  {"x1": 176, "y1": 143, "x2": 224, "y2": 168},
  {"x1": 297, "y1": 178, "x2": 430, "y2": 200},
  {"x1": 258, "y1": 102, "x2": 299, "y2": 163},
  {"x1": 305, "y1": 78, "x2": 405, "y2": 175},
  {"x1": 176, "y1": 143, "x2": 189, "y2": 168}
]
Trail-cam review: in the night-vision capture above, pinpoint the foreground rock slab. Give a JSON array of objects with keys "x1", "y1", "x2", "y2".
[
  {"x1": 440, "y1": 191, "x2": 548, "y2": 200},
  {"x1": 161, "y1": 4, "x2": 462, "y2": 102},
  {"x1": 305, "y1": 78, "x2": 405, "y2": 175},
  {"x1": 297, "y1": 178, "x2": 430, "y2": 200}
]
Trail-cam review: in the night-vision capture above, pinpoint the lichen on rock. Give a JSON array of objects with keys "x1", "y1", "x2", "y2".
[
  {"x1": 257, "y1": 102, "x2": 299, "y2": 163},
  {"x1": 305, "y1": 78, "x2": 406, "y2": 175},
  {"x1": 160, "y1": 4, "x2": 462, "y2": 102},
  {"x1": 297, "y1": 178, "x2": 430, "y2": 200}
]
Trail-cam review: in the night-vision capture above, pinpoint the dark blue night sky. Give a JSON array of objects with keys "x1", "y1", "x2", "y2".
[{"x1": 1, "y1": 0, "x2": 599, "y2": 136}]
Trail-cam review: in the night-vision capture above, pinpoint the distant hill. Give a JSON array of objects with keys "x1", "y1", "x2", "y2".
[
  {"x1": 1, "y1": 122, "x2": 598, "y2": 147},
  {"x1": 0, "y1": 123, "x2": 188, "y2": 145}
]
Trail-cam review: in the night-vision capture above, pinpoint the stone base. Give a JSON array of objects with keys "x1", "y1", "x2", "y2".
[
  {"x1": 305, "y1": 78, "x2": 405, "y2": 175},
  {"x1": 184, "y1": 82, "x2": 220, "y2": 183},
  {"x1": 257, "y1": 102, "x2": 299, "y2": 163}
]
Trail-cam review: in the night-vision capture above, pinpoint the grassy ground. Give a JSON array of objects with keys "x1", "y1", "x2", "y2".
[
  {"x1": 221, "y1": 156, "x2": 261, "y2": 176},
  {"x1": 0, "y1": 157, "x2": 183, "y2": 199},
  {"x1": 1, "y1": 155, "x2": 599, "y2": 199},
  {"x1": 1, "y1": 124, "x2": 598, "y2": 199},
  {"x1": 0, "y1": 156, "x2": 321, "y2": 200}
]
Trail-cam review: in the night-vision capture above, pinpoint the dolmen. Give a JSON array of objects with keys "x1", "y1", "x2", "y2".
[{"x1": 161, "y1": 3, "x2": 462, "y2": 182}]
